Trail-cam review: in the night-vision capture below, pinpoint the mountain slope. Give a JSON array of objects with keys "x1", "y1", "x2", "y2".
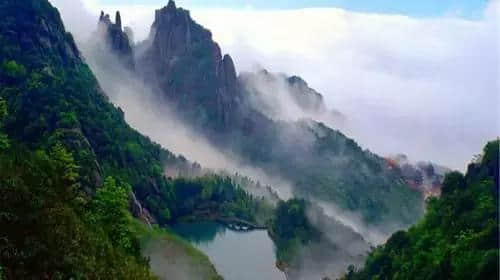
[
  {"x1": 105, "y1": 0, "x2": 424, "y2": 228},
  {"x1": 341, "y1": 140, "x2": 499, "y2": 280},
  {"x1": 239, "y1": 69, "x2": 332, "y2": 120},
  {"x1": 0, "y1": 0, "x2": 181, "y2": 223},
  {"x1": 0, "y1": 0, "x2": 232, "y2": 278}
]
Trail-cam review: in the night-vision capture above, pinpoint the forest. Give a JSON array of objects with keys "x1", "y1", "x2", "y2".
[{"x1": 341, "y1": 140, "x2": 499, "y2": 280}]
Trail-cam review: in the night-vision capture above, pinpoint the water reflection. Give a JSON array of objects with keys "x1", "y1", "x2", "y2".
[{"x1": 172, "y1": 221, "x2": 286, "y2": 280}]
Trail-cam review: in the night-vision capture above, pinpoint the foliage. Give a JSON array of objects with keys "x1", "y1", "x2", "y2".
[
  {"x1": 227, "y1": 117, "x2": 423, "y2": 228},
  {"x1": 270, "y1": 199, "x2": 320, "y2": 263},
  {"x1": 148, "y1": 175, "x2": 273, "y2": 225},
  {"x1": 90, "y1": 177, "x2": 136, "y2": 253},
  {"x1": 0, "y1": 98, "x2": 8, "y2": 150},
  {"x1": 341, "y1": 140, "x2": 499, "y2": 280},
  {"x1": 0, "y1": 0, "x2": 272, "y2": 278},
  {"x1": 0, "y1": 144, "x2": 155, "y2": 279},
  {"x1": 131, "y1": 221, "x2": 223, "y2": 280},
  {"x1": 0, "y1": 0, "x2": 189, "y2": 278}
]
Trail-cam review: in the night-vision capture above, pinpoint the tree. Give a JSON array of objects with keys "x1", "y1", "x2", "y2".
[
  {"x1": 0, "y1": 98, "x2": 8, "y2": 150},
  {"x1": 91, "y1": 176, "x2": 135, "y2": 252}
]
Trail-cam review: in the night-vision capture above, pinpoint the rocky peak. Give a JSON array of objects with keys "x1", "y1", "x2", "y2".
[
  {"x1": 167, "y1": 0, "x2": 176, "y2": 10},
  {"x1": 97, "y1": 10, "x2": 134, "y2": 69},
  {"x1": 115, "y1": 11, "x2": 122, "y2": 30},
  {"x1": 137, "y1": 1, "x2": 242, "y2": 130}
]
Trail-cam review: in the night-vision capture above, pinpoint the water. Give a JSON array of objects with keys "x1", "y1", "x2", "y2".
[{"x1": 173, "y1": 221, "x2": 286, "y2": 280}]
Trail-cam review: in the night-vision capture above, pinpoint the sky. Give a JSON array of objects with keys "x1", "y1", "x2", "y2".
[
  {"x1": 97, "y1": 0, "x2": 489, "y2": 18},
  {"x1": 51, "y1": 0, "x2": 499, "y2": 170}
]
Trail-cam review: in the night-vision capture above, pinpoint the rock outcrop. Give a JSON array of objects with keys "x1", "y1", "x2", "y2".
[
  {"x1": 98, "y1": 11, "x2": 134, "y2": 69},
  {"x1": 136, "y1": 0, "x2": 241, "y2": 130},
  {"x1": 385, "y1": 154, "x2": 450, "y2": 198},
  {"x1": 130, "y1": 192, "x2": 157, "y2": 226}
]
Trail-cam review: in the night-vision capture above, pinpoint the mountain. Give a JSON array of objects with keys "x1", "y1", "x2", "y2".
[
  {"x1": 97, "y1": 0, "x2": 424, "y2": 229},
  {"x1": 0, "y1": 0, "x2": 160, "y2": 277},
  {"x1": 385, "y1": 154, "x2": 451, "y2": 198},
  {"x1": 0, "y1": 0, "x2": 264, "y2": 278},
  {"x1": 341, "y1": 140, "x2": 499, "y2": 280},
  {"x1": 97, "y1": 10, "x2": 135, "y2": 69},
  {"x1": 239, "y1": 69, "x2": 340, "y2": 121},
  {"x1": 136, "y1": 0, "x2": 243, "y2": 131}
]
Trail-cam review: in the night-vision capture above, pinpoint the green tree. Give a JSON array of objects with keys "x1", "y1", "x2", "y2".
[
  {"x1": 0, "y1": 98, "x2": 8, "y2": 150},
  {"x1": 91, "y1": 176, "x2": 135, "y2": 252},
  {"x1": 340, "y1": 140, "x2": 500, "y2": 280}
]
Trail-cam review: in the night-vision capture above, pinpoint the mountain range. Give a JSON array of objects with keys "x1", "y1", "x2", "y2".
[
  {"x1": 2, "y1": 0, "x2": 495, "y2": 279},
  {"x1": 96, "y1": 0, "x2": 423, "y2": 229}
]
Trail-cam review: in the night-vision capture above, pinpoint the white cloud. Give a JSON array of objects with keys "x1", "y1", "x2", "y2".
[
  {"x1": 52, "y1": 0, "x2": 499, "y2": 170},
  {"x1": 189, "y1": 7, "x2": 499, "y2": 171}
]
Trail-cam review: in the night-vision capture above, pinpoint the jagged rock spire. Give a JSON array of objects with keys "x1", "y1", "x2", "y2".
[
  {"x1": 95, "y1": 10, "x2": 134, "y2": 70},
  {"x1": 115, "y1": 11, "x2": 122, "y2": 30},
  {"x1": 167, "y1": 0, "x2": 176, "y2": 10}
]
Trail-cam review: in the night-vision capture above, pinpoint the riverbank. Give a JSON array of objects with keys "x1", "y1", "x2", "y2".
[
  {"x1": 131, "y1": 220, "x2": 223, "y2": 280},
  {"x1": 172, "y1": 221, "x2": 286, "y2": 280},
  {"x1": 178, "y1": 211, "x2": 269, "y2": 231}
]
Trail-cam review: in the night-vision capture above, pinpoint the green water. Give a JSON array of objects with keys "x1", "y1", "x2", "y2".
[{"x1": 173, "y1": 221, "x2": 286, "y2": 280}]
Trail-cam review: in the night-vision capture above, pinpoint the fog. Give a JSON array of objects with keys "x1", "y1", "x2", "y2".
[
  {"x1": 239, "y1": 69, "x2": 347, "y2": 131},
  {"x1": 189, "y1": 5, "x2": 499, "y2": 171},
  {"x1": 79, "y1": 33, "x2": 295, "y2": 202},
  {"x1": 57, "y1": 0, "x2": 499, "y2": 171},
  {"x1": 49, "y1": 0, "x2": 498, "y2": 278}
]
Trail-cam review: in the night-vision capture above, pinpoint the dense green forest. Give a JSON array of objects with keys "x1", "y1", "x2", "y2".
[
  {"x1": 269, "y1": 199, "x2": 320, "y2": 264},
  {"x1": 341, "y1": 140, "x2": 499, "y2": 280},
  {"x1": 152, "y1": 175, "x2": 274, "y2": 225}
]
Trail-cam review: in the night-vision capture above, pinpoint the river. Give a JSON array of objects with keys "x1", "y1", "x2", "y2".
[{"x1": 173, "y1": 221, "x2": 286, "y2": 280}]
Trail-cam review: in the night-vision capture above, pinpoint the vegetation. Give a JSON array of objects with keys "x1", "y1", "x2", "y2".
[
  {"x1": 163, "y1": 175, "x2": 273, "y2": 224},
  {"x1": 131, "y1": 221, "x2": 223, "y2": 280},
  {"x1": 227, "y1": 119, "x2": 423, "y2": 228},
  {"x1": 0, "y1": 0, "x2": 276, "y2": 278},
  {"x1": 0, "y1": 143, "x2": 155, "y2": 279},
  {"x1": 341, "y1": 140, "x2": 499, "y2": 280},
  {"x1": 270, "y1": 199, "x2": 320, "y2": 263},
  {"x1": 0, "y1": 0, "x2": 254, "y2": 278}
]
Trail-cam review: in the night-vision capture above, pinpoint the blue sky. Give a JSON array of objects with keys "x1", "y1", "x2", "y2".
[{"x1": 98, "y1": 0, "x2": 490, "y2": 18}]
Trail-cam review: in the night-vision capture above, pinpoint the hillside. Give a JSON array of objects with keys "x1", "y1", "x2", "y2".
[
  {"x1": 0, "y1": 0, "x2": 261, "y2": 278},
  {"x1": 340, "y1": 140, "x2": 499, "y2": 280},
  {"x1": 96, "y1": 0, "x2": 423, "y2": 229}
]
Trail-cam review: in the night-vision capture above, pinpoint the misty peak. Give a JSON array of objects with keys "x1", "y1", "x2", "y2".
[
  {"x1": 99, "y1": 10, "x2": 123, "y2": 31},
  {"x1": 99, "y1": 11, "x2": 111, "y2": 25},
  {"x1": 222, "y1": 54, "x2": 236, "y2": 75},
  {"x1": 96, "y1": 10, "x2": 134, "y2": 69},
  {"x1": 167, "y1": 0, "x2": 176, "y2": 10},
  {"x1": 115, "y1": 11, "x2": 122, "y2": 30}
]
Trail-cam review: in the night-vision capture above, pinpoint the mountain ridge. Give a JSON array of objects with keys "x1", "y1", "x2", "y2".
[{"x1": 93, "y1": 0, "x2": 423, "y2": 231}]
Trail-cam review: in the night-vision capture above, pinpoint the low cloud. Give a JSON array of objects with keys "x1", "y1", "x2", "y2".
[
  {"x1": 53, "y1": 0, "x2": 499, "y2": 170},
  {"x1": 189, "y1": 5, "x2": 499, "y2": 171}
]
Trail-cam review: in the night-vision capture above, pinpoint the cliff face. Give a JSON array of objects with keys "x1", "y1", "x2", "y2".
[
  {"x1": 0, "y1": 0, "x2": 80, "y2": 68},
  {"x1": 136, "y1": 0, "x2": 241, "y2": 130},
  {"x1": 98, "y1": 11, "x2": 134, "y2": 69}
]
